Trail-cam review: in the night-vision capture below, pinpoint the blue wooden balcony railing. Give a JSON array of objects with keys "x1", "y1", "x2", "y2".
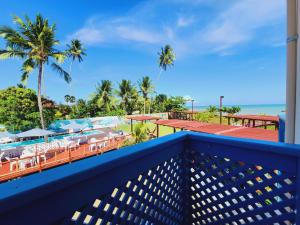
[{"x1": 0, "y1": 131, "x2": 299, "y2": 225}]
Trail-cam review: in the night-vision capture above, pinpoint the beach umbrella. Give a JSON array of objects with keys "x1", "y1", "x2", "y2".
[
  {"x1": 286, "y1": 0, "x2": 300, "y2": 144},
  {"x1": 0, "y1": 131, "x2": 16, "y2": 138},
  {"x1": 61, "y1": 122, "x2": 87, "y2": 131},
  {"x1": 16, "y1": 128, "x2": 55, "y2": 138}
]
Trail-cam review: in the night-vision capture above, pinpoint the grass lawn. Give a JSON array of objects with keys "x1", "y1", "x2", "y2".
[{"x1": 116, "y1": 122, "x2": 179, "y2": 137}]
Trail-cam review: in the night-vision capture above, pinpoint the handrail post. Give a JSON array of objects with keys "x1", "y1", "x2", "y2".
[
  {"x1": 38, "y1": 155, "x2": 42, "y2": 172},
  {"x1": 68, "y1": 147, "x2": 71, "y2": 163}
]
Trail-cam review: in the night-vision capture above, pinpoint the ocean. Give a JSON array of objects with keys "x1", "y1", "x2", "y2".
[{"x1": 188, "y1": 104, "x2": 286, "y2": 116}]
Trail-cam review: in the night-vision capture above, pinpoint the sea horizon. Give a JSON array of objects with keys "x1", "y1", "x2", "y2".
[{"x1": 187, "y1": 103, "x2": 286, "y2": 115}]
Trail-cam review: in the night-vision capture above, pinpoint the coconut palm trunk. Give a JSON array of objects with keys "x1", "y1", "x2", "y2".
[{"x1": 38, "y1": 63, "x2": 45, "y2": 129}]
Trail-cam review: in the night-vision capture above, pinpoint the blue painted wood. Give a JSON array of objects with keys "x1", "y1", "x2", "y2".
[
  {"x1": 0, "y1": 131, "x2": 299, "y2": 225},
  {"x1": 279, "y1": 113, "x2": 286, "y2": 142}
]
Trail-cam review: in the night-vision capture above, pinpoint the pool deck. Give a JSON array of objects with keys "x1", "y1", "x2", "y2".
[{"x1": 0, "y1": 135, "x2": 129, "y2": 182}]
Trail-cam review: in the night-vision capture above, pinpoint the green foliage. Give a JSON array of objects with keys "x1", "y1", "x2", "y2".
[
  {"x1": 165, "y1": 96, "x2": 187, "y2": 112},
  {"x1": 117, "y1": 80, "x2": 139, "y2": 115},
  {"x1": 207, "y1": 105, "x2": 218, "y2": 114},
  {"x1": 97, "y1": 108, "x2": 126, "y2": 117},
  {"x1": 158, "y1": 45, "x2": 176, "y2": 71},
  {"x1": 222, "y1": 106, "x2": 241, "y2": 114},
  {"x1": 132, "y1": 123, "x2": 148, "y2": 143},
  {"x1": 69, "y1": 99, "x2": 89, "y2": 119},
  {"x1": 0, "y1": 14, "x2": 85, "y2": 129},
  {"x1": 66, "y1": 39, "x2": 86, "y2": 62},
  {"x1": 138, "y1": 76, "x2": 154, "y2": 114},
  {"x1": 0, "y1": 87, "x2": 55, "y2": 131},
  {"x1": 194, "y1": 111, "x2": 215, "y2": 123},
  {"x1": 95, "y1": 80, "x2": 115, "y2": 112}
]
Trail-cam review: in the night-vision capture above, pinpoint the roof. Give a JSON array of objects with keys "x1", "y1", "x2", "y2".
[
  {"x1": 224, "y1": 114, "x2": 279, "y2": 122},
  {"x1": 155, "y1": 119, "x2": 278, "y2": 142},
  {"x1": 61, "y1": 122, "x2": 88, "y2": 130},
  {"x1": 127, "y1": 116, "x2": 161, "y2": 121},
  {"x1": 0, "y1": 132, "x2": 16, "y2": 138},
  {"x1": 16, "y1": 128, "x2": 55, "y2": 138}
]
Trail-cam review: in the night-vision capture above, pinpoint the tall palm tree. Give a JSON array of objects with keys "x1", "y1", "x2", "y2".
[
  {"x1": 66, "y1": 39, "x2": 86, "y2": 95},
  {"x1": 117, "y1": 80, "x2": 137, "y2": 114},
  {"x1": 0, "y1": 15, "x2": 72, "y2": 129},
  {"x1": 158, "y1": 44, "x2": 176, "y2": 78},
  {"x1": 138, "y1": 76, "x2": 154, "y2": 114},
  {"x1": 96, "y1": 80, "x2": 114, "y2": 112}
]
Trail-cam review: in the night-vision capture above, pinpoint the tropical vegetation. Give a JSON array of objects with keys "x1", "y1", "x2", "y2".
[
  {"x1": 0, "y1": 14, "x2": 85, "y2": 129},
  {"x1": 0, "y1": 86, "x2": 55, "y2": 131}
]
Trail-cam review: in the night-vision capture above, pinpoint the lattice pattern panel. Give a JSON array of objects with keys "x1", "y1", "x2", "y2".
[
  {"x1": 59, "y1": 154, "x2": 186, "y2": 225},
  {"x1": 186, "y1": 150, "x2": 297, "y2": 225}
]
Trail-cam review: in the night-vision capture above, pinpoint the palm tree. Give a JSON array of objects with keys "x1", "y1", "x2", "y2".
[
  {"x1": 138, "y1": 76, "x2": 154, "y2": 115},
  {"x1": 132, "y1": 123, "x2": 148, "y2": 143},
  {"x1": 64, "y1": 94, "x2": 71, "y2": 105},
  {"x1": 66, "y1": 39, "x2": 86, "y2": 95},
  {"x1": 96, "y1": 80, "x2": 114, "y2": 112},
  {"x1": 0, "y1": 14, "x2": 72, "y2": 129},
  {"x1": 69, "y1": 95, "x2": 76, "y2": 104},
  {"x1": 158, "y1": 44, "x2": 176, "y2": 78},
  {"x1": 117, "y1": 80, "x2": 138, "y2": 114}
]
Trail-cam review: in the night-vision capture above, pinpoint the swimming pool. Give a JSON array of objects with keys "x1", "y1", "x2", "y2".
[{"x1": 0, "y1": 130, "x2": 102, "y2": 150}]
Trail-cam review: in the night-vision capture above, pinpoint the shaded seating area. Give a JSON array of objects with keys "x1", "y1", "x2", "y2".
[
  {"x1": 127, "y1": 115, "x2": 161, "y2": 133},
  {"x1": 224, "y1": 114, "x2": 279, "y2": 129},
  {"x1": 155, "y1": 119, "x2": 278, "y2": 142}
]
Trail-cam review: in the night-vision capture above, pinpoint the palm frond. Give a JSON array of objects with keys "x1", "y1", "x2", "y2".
[
  {"x1": 51, "y1": 52, "x2": 67, "y2": 63},
  {"x1": 51, "y1": 63, "x2": 72, "y2": 83},
  {"x1": 21, "y1": 72, "x2": 30, "y2": 84},
  {"x1": 0, "y1": 49, "x2": 26, "y2": 59}
]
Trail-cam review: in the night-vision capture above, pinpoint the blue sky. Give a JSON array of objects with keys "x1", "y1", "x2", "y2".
[{"x1": 0, "y1": 0, "x2": 286, "y2": 106}]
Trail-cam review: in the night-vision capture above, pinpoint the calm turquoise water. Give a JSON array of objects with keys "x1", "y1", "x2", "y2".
[
  {"x1": 0, "y1": 130, "x2": 101, "y2": 149},
  {"x1": 188, "y1": 104, "x2": 286, "y2": 116}
]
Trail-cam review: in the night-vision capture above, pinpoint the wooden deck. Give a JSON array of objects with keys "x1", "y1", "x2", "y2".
[
  {"x1": 0, "y1": 136, "x2": 129, "y2": 183},
  {"x1": 155, "y1": 119, "x2": 278, "y2": 142}
]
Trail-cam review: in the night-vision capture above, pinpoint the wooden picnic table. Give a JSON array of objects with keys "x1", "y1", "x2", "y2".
[{"x1": 224, "y1": 114, "x2": 279, "y2": 129}]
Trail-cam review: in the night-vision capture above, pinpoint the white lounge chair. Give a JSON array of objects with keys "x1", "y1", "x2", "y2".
[
  {"x1": 5, "y1": 157, "x2": 18, "y2": 172},
  {"x1": 0, "y1": 152, "x2": 5, "y2": 168}
]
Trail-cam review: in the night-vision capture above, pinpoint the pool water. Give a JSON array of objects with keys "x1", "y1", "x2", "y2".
[{"x1": 0, "y1": 130, "x2": 102, "y2": 150}]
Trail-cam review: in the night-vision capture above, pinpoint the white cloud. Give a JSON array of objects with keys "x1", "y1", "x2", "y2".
[
  {"x1": 116, "y1": 26, "x2": 162, "y2": 44},
  {"x1": 72, "y1": 27, "x2": 103, "y2": 45},
  {"x1": 68, "y1": 0, "x2": 285, "y2": 56},
  {"x1": 177, "y1": 17, "x2": 194, "y2": 27},
  {"x1": 201, "y1": 0, "x2": 285, "y2": 53}
]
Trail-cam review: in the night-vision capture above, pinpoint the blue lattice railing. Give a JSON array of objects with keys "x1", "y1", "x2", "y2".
[{"x1": 0, "y1": 131, "x2": 299, "y2": 225}]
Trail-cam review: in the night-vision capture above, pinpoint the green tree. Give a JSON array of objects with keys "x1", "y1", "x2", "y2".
[
  {"x1": 66, "y1": 39, "x2": 86, "y2": 95},
  {"x1": 138, "y1": 76, "x2": 154, "y2": 114},
  {"x1": 70, "y1": 99, "x2": 89, "y2": 118},
  {"x1": 132, "y1": 123, "x2": 148, "y2": 143},
  {"x1": 117, "y1": 80, "x2": 139, "y2": 115},
  {"x1": 153, "y1": 94, "x2": 168, "y2": 112},
  {"x1": 165, "y1": 96, "x2": 186, "y2": 112},
  {"x1": 95, "y1": 80, "x2": 114, "y2": 112},
  {"x1": 158, "y1": 44, "x2": 176, "y2": 78},
  {"x1": 0, "y1": 14, "x2": 73, "y2": 129},
  {"x1": 223, "y1": 106, "x2": 241, "y2": 114},
  {"x1": 194, "y1": 111, "x2": 215, "y2": 123},
  {"x1": 0, "y1": 86, "x2": 55, "y2": 131},
  {"x1": 207, "y1": 105, "x2": 218, "y2": 114},
  {"x1": 64, "y1": 94, "x2": 71, "y2": 105}
]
